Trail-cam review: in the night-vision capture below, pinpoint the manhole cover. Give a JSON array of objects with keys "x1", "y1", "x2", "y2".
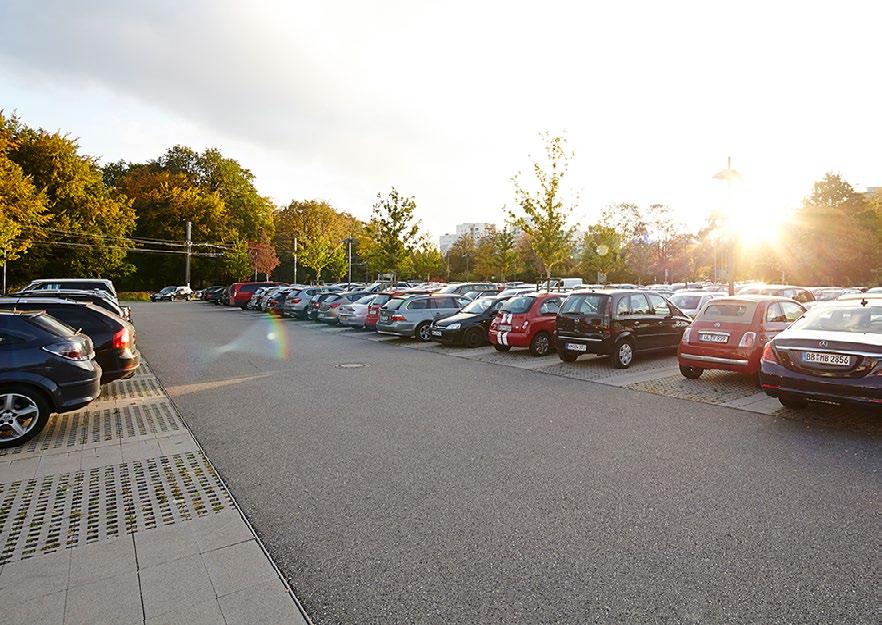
[{"x1": 335, "y1": 363, "x2": 367, "y2": 369}]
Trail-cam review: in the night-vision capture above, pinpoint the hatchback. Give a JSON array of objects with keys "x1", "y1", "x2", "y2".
[
  {"x1": 0, "y1": 297, "x2": 140, "y2": 383},
  {"x1": 338, "y1": 295, "x2": 378, "y2": 328},
  {"x1": 317, "y1": 292, "x2": 371, "y2": 324},
  {"x1": 0, "y1": 310, "x2": 102, "y2": 447},
  {"x1": 669, "y1": 291, "x2": 727, "y2": 319},
  {"x1": 376, "y1": 295, "x2": 466, "y2": 341},
  {"x1": 677, "y1": 296, "x2": 805, "y2": 379},
  {"x1": 489, "y1": 292, "x2": 564, "y2": 356},
  {"x1": 555, "y1": 289, "x2": 690, "y2": 367},
  {"x1": 228, "y1": 282, "x2": 285, "y2": 308},
  {"x1": 431, "y1": 295, "x2": 511, "y2": 347}
]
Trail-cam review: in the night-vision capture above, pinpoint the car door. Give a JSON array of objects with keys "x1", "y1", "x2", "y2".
[
  {"x1": 626, "y1": 293, "x2": 659, "y2": 349},
  {"x1": 536, "y1": 297, "x2": 562, "y2": 334},
  {"x1": 646, "y1": 292, "x2": 682, "y2": 348}
]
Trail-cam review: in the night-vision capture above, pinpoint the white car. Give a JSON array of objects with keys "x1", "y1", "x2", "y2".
[{"x1": 669, "y1": 291, "x2": 727, "y2": 319}]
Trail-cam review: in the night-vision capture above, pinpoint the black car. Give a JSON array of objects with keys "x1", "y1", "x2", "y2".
[
  {"x1": 0, "y1": 310, "x2": 101, "y2": 447},
  {"x1": 760, "y1": 298, "x2": 882, "y2": 409},
  {"x1": 16, "y1": 288, "x2": 129, "y2": 321},
  {"x1": 430, "y1": 295, "x2": 510, "y2": 347},
  {"x1": 555, "y1": 289, "x2": 691, "y2": 368},
  {"x1": 201, "y1": 286, "x2": 227, "y2": 303},
  {"x1": 0, "y1": 297, "x2": 140, "y2": 383}
]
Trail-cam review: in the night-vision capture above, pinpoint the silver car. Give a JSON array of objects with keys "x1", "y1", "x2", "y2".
[
  {"x1": 317, "y1": 292, "x2": 370, "y2": 324},
  {"x1": 282, "y1": 287, "x2": 326, "y2": 319},
  {"x1": 375, "y1": 294, "x2": 466, "y2": 341},
  {"x1": 337, "y1": 295, "x2": 377, "y2": 328},
  {"x1": 669, "y1": 291, "x2": 726, "y2": 319}
]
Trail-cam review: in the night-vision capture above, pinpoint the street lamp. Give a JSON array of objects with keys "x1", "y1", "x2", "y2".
[
  {"x1": 342, "y1": 236, "x2": 355, "y2": 286},
  {"x1": 713, "y1": 156, "x2": 743, "y2": 295}
]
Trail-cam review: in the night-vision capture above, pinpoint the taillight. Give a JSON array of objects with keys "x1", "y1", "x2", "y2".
[
  {"x1": 43, "y1": 339, "x2": 90, "y2": 361},
  {"x1": 330, "y1": 303, "x2": 341, "y2": 308},
  {"x1": 681, "y1": 327, "x2": 692, "y2": 343},
  {"x1": 390, "y1": 314, "x2": 406, "y2": 321},
  {"x1": 739, "y1": 332, "x2": 756, "y2": 348},
  {"x1": 761, "y1": 342, "x2": 778, "y2": 364},
  {"x1": 113, "y1": 326, "x2": 131, "y2": 349},
  {"x1": 292, "y1": 298, "x2": 301, "y2": 304}
]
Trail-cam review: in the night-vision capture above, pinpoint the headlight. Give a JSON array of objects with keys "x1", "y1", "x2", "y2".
[{"x1": 445, "y1": 323, "x2": 461, "y2": 330}]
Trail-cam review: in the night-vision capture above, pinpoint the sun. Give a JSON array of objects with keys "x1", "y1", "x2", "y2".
[{"x1": 718, "y1": 187, "x2": 794, "y2": 248}]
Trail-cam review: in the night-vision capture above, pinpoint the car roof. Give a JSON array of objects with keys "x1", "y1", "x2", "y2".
[
  {"x1": 832, "y1": 294, "x2": 882, "y2": 303},
  {"x1": 672, "y1": 290, "x2": 725, "y2": 296},
  {"x1": 705, "y1": 295, "x2": 794, "y2": 304}
]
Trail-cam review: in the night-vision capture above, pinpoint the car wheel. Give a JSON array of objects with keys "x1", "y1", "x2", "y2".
[
  {"x1": 611, "y1": 339, "x2": 635, "y2": 369},
  {"x1": 529, "y1": 331, "x2": 552, "y2": 357},
  {"x1": 779, "y1": 397, "x2": 808, "y2": 409},
  {"x1": 493, "y1": 344, "x2": 511, "y2": 352},
  {"x1": 558, "y1": 350, "x2": 579, "y2": 363},
  {"x1": 679, "y1": 365, "x2": 703, "y2": 379},
  {"x1": 463, "y1": 327, "x2": 484, "y2": 348},
  {"x1": 0, "y1": 387, "x2": 50, "y2": 449},
  {"x1": 416, "y1": 322, "x2": 432, "y2": 342}
]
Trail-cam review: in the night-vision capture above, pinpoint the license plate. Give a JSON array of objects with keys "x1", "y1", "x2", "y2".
[
  {"x1": 566, "y1": 343, "x2": 587, "y2": 352},
  {"x1": 699, "y1": 332, "x2": 728, "y2": 343},
  {"x1": 803, "y1": 352, "x2": 852, "y2": 366},
  {"x1": 431, "y1": 330, "x2": 442, "y2": 337},
  {"x1": 498, "y1": 324, "x2": 512, "y2": 332}
]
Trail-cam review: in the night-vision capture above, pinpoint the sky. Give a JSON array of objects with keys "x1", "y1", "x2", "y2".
[{"x1": 1, "y1": 1, "x2": 880, "y2": 243}]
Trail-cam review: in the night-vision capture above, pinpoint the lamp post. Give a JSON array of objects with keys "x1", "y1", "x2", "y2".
[
  {"x1": 713, "y1": 156, "x2": 743, "y2": 295},
  {"x1": 293, "y1": 237, "x2": 298, "y2": 284},
  {"x1": 342, "y1": 236, "x2": 355, "y2": 287}
]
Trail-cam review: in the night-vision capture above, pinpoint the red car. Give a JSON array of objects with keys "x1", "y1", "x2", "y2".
[
  {"x1": 227, "y1": 282, "x2": 284, "y2": 309},
  {"x1": 677, "y1": 296, "x2": 806, "y2": 379},
  {"x1": 488, "y1": 292, "x2": 564, "y2": 356}
]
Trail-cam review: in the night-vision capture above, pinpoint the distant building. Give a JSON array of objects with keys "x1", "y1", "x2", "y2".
[{"x1": 439, "y1": 222, "x2": 496, "y2": 254}]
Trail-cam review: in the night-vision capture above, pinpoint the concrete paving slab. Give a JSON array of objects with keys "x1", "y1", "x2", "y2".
[
  {"x1": 190, "y1": 510, "x2": 254, "y2": 553},
  {"x1": 202, "y1": 539, "x2": 279, "y2": 597},
  {"x1": 0, "y1": 588, "x2": 66, "y2": 625},
  {"x1": 0, "y1": 548, "x2": 71, "y2": 598},
  {"x1": 140, "y1": 553, "x2": 216, "y2": 620},
  {"x1": 69, "y1": 535, "x2": 137, "y2": 589},
  {"x1": 134, "y1": 523, "x2": 200, "y2": 570},
  {"x1": 64, "y1": 570, "x2": 142, "y2": 625},
  {"x1": 219, "y1": 583, "x2": 309, "y2": 625},
  {"x1": 144, "y1": 597, "x2": 225, "y2": 625}
]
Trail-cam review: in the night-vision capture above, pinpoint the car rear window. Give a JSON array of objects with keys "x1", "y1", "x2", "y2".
[
  {"x1": 383, "y1": 298, "x2": 406, "y2": 310},
  {"x1": 27, "y1": 313, "x2": 76, "y2": 337},
  {"x1": 559, "y1": 294, "x2": 607, "y2": 315},
  {"x1": 372, "y1": 294, "x2": 392, "y2": 306},
  {"x1": 240, "y1": 284, "x2": 259, "y2": 293},
  {"x1": 698, "y1": 302, "x2": 758, "y2": 324},
  {"x1": 356, "y1": 295, "x2": 375, "y2": 304},
  {"x1": 501, "y1": 295, "x2": 536, "y2": 314},
  {"x1": 796, "y1": 305, "x2": 882, "y2": 334}
]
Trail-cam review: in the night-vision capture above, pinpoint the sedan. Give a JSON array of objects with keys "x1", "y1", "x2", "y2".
[{"x1": 760, "y1": 298, "x2": 882, "y2": 409}]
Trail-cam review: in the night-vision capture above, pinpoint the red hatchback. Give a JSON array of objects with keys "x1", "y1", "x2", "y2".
[
  {"x1": 488, "y1": 292, "x2": 564, "y2": 356},
  {"x1": 677, "y1": 296, "x2": 806, "y2": 379},
  {"x1": 227, "y1": 282, "x2": 284, "y2": 308}
]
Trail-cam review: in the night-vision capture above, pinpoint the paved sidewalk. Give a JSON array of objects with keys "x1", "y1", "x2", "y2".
[{"x1": 0, "y1": 363, "x2": 308, "y2": 625}]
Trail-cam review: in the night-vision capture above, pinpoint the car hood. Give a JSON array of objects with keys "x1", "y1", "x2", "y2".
[{"x1": 436, "y1": 312, "x2": 478, "y2": 327}]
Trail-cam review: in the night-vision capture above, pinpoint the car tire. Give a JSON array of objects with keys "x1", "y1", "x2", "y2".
[
  {"x1": 679, "y1": 365, "x2": 703, "y2": 379},
  {"x1": 415, "y1": 322, "x2": 432, "y2": 342},
  {"x1": 529, "y1": 331, "x2": 552, "y2": 357},
  {"x1": 558, "y1": 350, "x2": 579, "y2": 363},
  {"x1": 0, "y1": 386, "x2": 50, "y2": 449},
  {"x1": 779, "y1": 397, "x2": 808, "y2": 409},
  {"x1": 611, "y1": 339, "x2": 635, "y2": 369},
  {"x1": 493, "y1": 343, "x2": 511, "y2": 352},
  {"x1": 463, "y1": 327, "x2": 484, "y2": 348}
]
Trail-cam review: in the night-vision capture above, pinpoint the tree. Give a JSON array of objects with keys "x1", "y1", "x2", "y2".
[
  {"x1": 410, "y1": 242, "x2": 445, "y2": 282},
  {"x1": 446, "y1": 234, "x2": 478, "y2": 281},
  {"x1": 580, "y1": 224, "x2": 624, "y2": 283},
  {"x1": 248, "y1": 238, "x2": 280, "y2": 280},
  {"x1": 365, "y1": 188, "x2": 423, "y2": 280},
  {"x1": 507, "y1": 134, "x2": 578, "y2": 285},
  {"x1": 0, "y1": 115, "x2": 48, "y2": 270},
  {"x1": 490, "y1": 226, "x2": 521, "y2": 282},
  {"x1": 5, "y1": 115, "x2": 136, "y2": 281}
]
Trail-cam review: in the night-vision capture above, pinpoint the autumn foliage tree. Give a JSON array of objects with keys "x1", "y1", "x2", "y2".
[{"x1": 248, "y1": 238, "x2": 280, "y2": 280}]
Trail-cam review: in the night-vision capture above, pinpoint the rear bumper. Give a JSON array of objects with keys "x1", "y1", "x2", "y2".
[
  {"x1": 376, "y1": 321, "x2": 415, "y2": 337},
  {"x1": 678, "y1": 348, "x2": 759, "y2": 374},
  {"x1": 98, "y1": 348, "x2": 141, "y2": 384},
  {"x1": 760, "y1": 363, "x2": 882, "y2": 407},
  {"x1": 56, "y1": 371, "x2": 102, "y2": 413},
  {"x1": 489, "y1": 329, "x2": 530, "y2": 348},
  {"x1": 556, "y1": 334, "x2": 611, "y2": 355},
  {"x1": 339, "y1": 314, "x2": 366, "y2": 327}
]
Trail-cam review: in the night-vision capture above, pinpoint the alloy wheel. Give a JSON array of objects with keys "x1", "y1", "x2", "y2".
[{"x1": 0, "y1": 393, "x2": 40, "y2": 443}]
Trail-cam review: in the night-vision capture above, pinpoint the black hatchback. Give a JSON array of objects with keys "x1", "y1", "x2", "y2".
[
  {"x1": 555, "y1": 289, "x2": 691, "y2": 368},
  {"x1": 0, "y1": 311, "x2": 101, "y2": 447},
  {"x1": 0, "y1": 297, "x2": 140, "y2": 383},
  {"x1": 430, "y1": 295, "x2": 511, "y2": 347}
]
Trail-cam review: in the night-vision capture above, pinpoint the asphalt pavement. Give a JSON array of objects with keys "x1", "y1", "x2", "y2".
[{"x1": 132, "y1": 302, "x2": 881, "y2": 625}]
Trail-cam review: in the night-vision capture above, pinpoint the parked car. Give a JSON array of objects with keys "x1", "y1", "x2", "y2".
[
  {"x1": 376, "y1": 294, "x2": 467, "y2": 341},
  {"x1": 338, "y1": 295, "x2": 379, "y2": 328},
  {"x1": 317, "y1": 292, "x2": 370, "y2": 324},
  {"x1": 437, "y1": 282, "x2": 498, "y2": 296},
  {"x1": 487, "y1": 292, "x2": 564, "y2": 356},
  {"x1": 0, "y1": 310, "x2": 102, "y2": 447},
  {"x1": 430, "y1": 295, "x2": 512, "y2": 347},
  {"x1": 227, "y1": 282, "x2": 285, "y2": 308},
  {"x1": 677, "y1": 296, "x2": 806, "y2": 379},
  {"x1": 200, "y1": 286, "x2": 227, "y2": 303},
  {"x1": 307, "y1": 292, "x2": 342, "y2": 321},
  {"x1": 737, "y1": 284, "x2": 815, "y2": 304},
  {"x1": 669, "y1": 290, "x2": 728, "y2": 318},
  {"x1": 282, "y1": 286, "x2": 325, "y2": 319},
  {"x1": 22, "y1": 278, "x2": 117, "y2": 300},
  {"x1": 760, "y1": 298, "x2": 882, "y2": 409},
  {"x1": 15, "y1": 288, "x2": 129, "y2": 321},
  {"x1": 0, "y1": 297, "x2": 140, "y2": 383},
  {"x1": 555, "y1": 289, "x2": 690, "y2": 367},
  {"x1": 266, "y1": 287, "x2": 301, "y2": 316},
  {"x1": 150, "y1": 285, "x2": 192, "y2": 301}
]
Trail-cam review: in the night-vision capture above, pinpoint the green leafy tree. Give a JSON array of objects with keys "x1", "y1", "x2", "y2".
[
  {"x1": 446, "y1": 234, "x2": 478, "y2": 281},
  {"x1": 410, "y1": 242, "x2": 445, "y2": 281},
  {"x1": 580, "y1": 224, "x2": 624, "y2": 283},
  {"x1": 507, "y1": 134, "x2": 578, "y2": 286},
  {"x1": 490, "y1": 226, "x2": 520, "y2": 282},
  {"x1": 365, "y1": 188, "x2": 423, "y2": 280}
]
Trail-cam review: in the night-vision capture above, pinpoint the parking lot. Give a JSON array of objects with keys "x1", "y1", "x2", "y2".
[{"x1": 130, "y1": 301, "x2": 880, "y2": 625}]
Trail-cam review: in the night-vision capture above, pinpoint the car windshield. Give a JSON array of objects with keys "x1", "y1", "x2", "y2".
[
  {"x1": 698, "y1": 301, "x2": 758, "y2": 324},
  {"x1": 559, "y1": 294, "x2": 606, "y2": 315},
  {"x1": 462, "y1": 297, "x2": 495, "y2": 314},
  {"x1": 671, "y1": 294, "x2": 702, "y2": 309},
  {"x1": 159, "y1": 286, "x2": 176, "y2": 294},
  {"x1": 795, "y1": 304, "x2": 882, "y2": 334},
  {"x1": 383, "y1": 298, "x2": 406, "y2": 310},
  {"x1": 29, "y1": 312, "x2": 76, "y2": 337},
  {"x1": 501, "y1": 296, "x2": 535, "y2": 314}
]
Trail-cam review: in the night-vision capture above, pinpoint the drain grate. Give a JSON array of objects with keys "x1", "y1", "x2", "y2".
[
  {"x1": 99, "y1": 377, "x2": 165, "y2": 401},
  {"x1": 334, "y1": 363, "x2": 367, "y2": 369},
  {"x1": 0, "y1": 451, "x2": 230, "y2": 565},
  {"x1": 0, "y1": 401, "x2": 183, "y2": 457}
]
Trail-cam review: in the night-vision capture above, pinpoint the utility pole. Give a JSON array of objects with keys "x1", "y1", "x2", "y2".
[
  {"x1": 293, "y1": 237, "x2": 298, "y2": 284},
  {"x1": 2, "y1": 250, "x2": 6, "y2": 295},
  {"x1": 184, "y1": 220, "x2": 192, "y2": 288},
  {"x1": 344, "y1": 236, "x2": 354, "y2": 286}
]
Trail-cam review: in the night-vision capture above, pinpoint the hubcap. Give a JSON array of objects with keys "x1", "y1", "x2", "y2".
[
  {"x1": 536, "y1": 335, "x2": 549, "y2": 353},
  {"x1": 420, "y1": 326, "x2": 430, "y2": 340},
  {"x1": 619, "y1": 343, "x2": 633, "y2": 366},
  {"x1": 0, "y1": 393, "x2": 40, "y2": 441}
]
